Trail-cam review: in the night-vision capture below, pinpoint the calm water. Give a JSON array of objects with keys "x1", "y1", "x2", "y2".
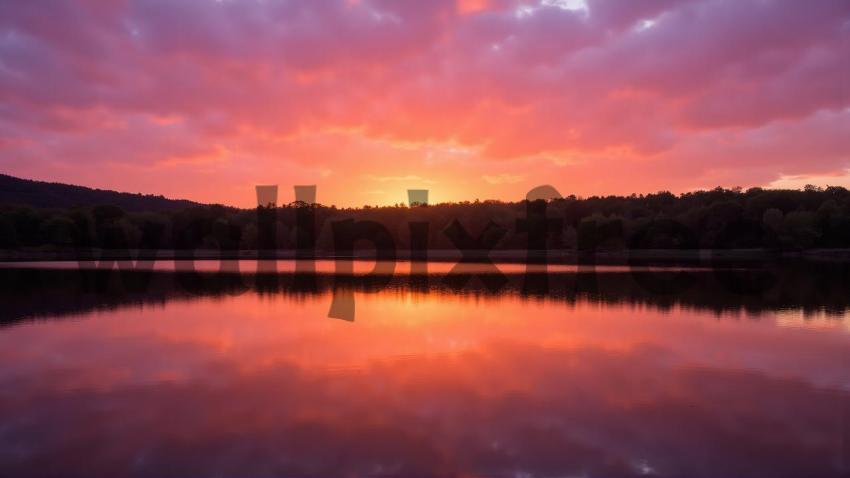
[{"x1": 1, "y1": 260, "x2": 850, "y2": 477}]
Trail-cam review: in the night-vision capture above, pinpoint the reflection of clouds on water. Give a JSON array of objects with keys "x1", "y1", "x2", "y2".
[
  {"x1": 0, "y1": 340, "x2": 847, "y2": 477},
  {"x1": 3, "y1": 290, "x2": 849, "y2": 390},
  {"x1": 0, "y1": 264, "x2": 849, "y2": 476}
]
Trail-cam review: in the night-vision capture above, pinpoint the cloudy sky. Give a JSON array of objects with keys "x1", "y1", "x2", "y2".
[{"x1": 1, "y1": 0, "x2": 848, "y2": 207}]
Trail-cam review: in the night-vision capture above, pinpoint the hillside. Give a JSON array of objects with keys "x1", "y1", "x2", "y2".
[{"x1": 0, "y1": 174, "x2": 201, "y2": 212}]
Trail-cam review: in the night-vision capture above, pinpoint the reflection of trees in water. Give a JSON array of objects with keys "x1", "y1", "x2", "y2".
[
  {"x1": 0, "y1": 261, "x2": 845, "y2": 324},
  {"x1": 2, "y1": 260, "x2": 850, "y2": 325}
]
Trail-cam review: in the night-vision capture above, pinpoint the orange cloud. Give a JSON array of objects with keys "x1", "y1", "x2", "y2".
[{"x1": 0, "y1": 0, "x2": 848, "y2": 206}]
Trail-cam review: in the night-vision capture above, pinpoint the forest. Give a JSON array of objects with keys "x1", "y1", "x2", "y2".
[{"x1": 3, "y1": 184, "x2": 850, "y2": 253}]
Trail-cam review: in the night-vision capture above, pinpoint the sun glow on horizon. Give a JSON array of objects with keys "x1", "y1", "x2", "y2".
[{"x1": 0, "y1": 0, "x2": 848, "y2": 207}]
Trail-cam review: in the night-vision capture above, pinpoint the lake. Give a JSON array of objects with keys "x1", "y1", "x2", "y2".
[{"x1": 1, "y1": 260, "x2": 849, "y2": 477}]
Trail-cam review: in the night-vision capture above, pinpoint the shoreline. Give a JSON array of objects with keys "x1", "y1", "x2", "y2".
[{"x1": 2, "y1": 248, "x2": 850, "y2": 264}]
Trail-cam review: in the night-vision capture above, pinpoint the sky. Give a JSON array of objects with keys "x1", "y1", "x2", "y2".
[{"x1": 0, "y1": 0, "x2": 849, "y2": 208}]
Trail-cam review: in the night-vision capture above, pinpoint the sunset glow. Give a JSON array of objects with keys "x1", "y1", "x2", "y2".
[{"x1": 1, "y1": 0, "x2": 849, "y2": 207}]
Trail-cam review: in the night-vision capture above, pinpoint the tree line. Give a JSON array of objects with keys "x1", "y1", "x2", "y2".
[{"x1": 2, "y1": 185, "x2": 850, "y2": 252}]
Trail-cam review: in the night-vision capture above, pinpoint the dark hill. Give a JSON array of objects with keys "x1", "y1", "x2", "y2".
[{"x1": 0, "y1": 174, "x2": 201, "y2": 212}]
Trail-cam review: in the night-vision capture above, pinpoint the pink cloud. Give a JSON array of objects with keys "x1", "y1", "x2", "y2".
[{"x1": 0, "y1": 0, "x2": 848, "y2": 206}]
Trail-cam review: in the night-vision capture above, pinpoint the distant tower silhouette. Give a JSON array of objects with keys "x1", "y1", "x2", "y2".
[
  {"x1": 294, "y1": 185, "x2": 316, "y2": 205},
  {"x1": 255, "y1": 185, "x2": 278, "y2": 207},
  {"x1": 408, "y1": 189, "x2": 429, "y2": 206},
  {"x1": 526, "y1": 184, "x2": 562, "y2": 201}
]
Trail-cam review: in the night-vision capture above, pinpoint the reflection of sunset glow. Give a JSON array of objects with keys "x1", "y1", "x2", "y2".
[
  {"x1": 1, "y1": 275, "x2": 849, "y2": 476},
  {"x1": 3, "y1": 288, "x2": 849, "y2": 389}
]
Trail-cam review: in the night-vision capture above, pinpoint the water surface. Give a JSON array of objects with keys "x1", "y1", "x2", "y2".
[{"x1": 0, "y1": 261, "x2": 849, "y2": 477}]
